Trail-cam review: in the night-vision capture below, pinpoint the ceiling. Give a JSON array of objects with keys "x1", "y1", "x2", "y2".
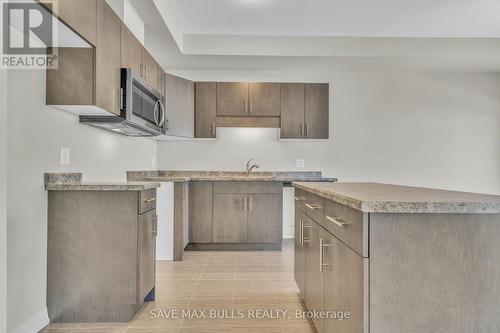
[
  {"x1": 130, "y1": 0, "x2": 500, "y2": 76},
  {"x1": 161, "y1": 0, "x2": 500, "y2": 38}
]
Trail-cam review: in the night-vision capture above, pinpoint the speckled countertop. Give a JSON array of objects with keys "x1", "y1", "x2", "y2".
[
  {"x1": 293, "y1": 182, "x2": 500, "y2": 214},
  {"x1": 44, "y1": 173, "x2": 160, "y2": 191},
  {"x1": 127, "y1": 170, "x2": 335, "y2": 183}
]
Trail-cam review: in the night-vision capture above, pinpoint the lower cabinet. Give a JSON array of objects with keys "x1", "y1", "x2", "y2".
[
  {"x1": 295, "y1": 203, "x2": 367, "y2": 333},
  {"x1": 247, "y1": 193, "x2": 282, "y2": 243},
  {"x1": 138, "y1": 209, "x2": 156, "y2": 301},
  {"x1": 213, "y1": 194, "x2": 248, "y2": 243}
]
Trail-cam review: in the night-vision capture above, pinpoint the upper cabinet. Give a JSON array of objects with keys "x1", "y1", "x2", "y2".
[
  {"x1": 216, "y1": 82, "x2": 281, "y2": 117},
  {"x1": 217, "y1": 82, "x2": 249, "y2": 116},
  {"x1": 280, "y1": 83, "x2": 329, "y2": 139},
  {"x1": 46, "y1": 0, "x2": 121, "y2": 115},
  {"x1": 120, "y1": 23, "x2": 143, "y2": 77},
  {"x1": 248, "y1": 83, "x2": 281, "y2": 116},
  {"x1": 142, "y1": 49, "x2": 158, "y2": 91},
  {"x1": 195, "y1": 82, "x2": 217, "y2": 138},
  {"x1": 41, "y1": 0, "x2": 97, "y2": 46},
  {"x1": 164, "y1": 74, "x2": 195, "y2": 137}
]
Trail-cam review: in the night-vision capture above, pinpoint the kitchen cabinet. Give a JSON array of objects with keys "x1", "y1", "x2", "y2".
[
  {"x1": 280, "y1": 83, "x2": 329, "y2": 139},
  {"x1": 294, "y1": 208, "x2": 307, "y2": 298},
  {"x1": 188, "y1": 182, "x2": 213, "y2": 243},
  {"x1": 164, "y1": 74, "x2": 195, "y2": 137},
  {"x1": 188, "y1": 181, "x2": 283, "y2": 249},
  {"x1": 121, "y1": 23, "x2": 143, "y2": 77},
  {"x1": 143, "y1": 49, "x2": 158, "y2": 90},
  {"x1": 248, "y1": 83, "x2": 281, "y2": 116},
  {"x1": 213, "y1": 194, "x2": 248, "y2": 243},
  {"x1": 217, "y1": 82, "x2": 249, "y2": 116},
  {"x1": 46, "y1": 0, "x2": 121, "y2": 115},
  {"x1": 95, "y1": 0, "x2": 121, "y2": 115},
  {"x1": 247, "y1": 193, "x2": 282, "y2": 243},
  {"x1": 195, "y1": 82, "x2": 217, "y2": 138},
  {"x1": 157, "y1": 64, "x2": 165, "y2": 96},
  {"x1": 40, "y1": 0, "x2": 97, "y2": 46},
  {"x1": 47, "y1": 188, "x2": 158, "y2": 322}
]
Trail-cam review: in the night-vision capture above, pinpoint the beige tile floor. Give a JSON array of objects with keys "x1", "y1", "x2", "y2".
[{"x1": 40, "y1": 240, "x2": 316, "y2": 333}]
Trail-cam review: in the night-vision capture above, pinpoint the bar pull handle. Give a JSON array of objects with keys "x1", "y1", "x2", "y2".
[
  {"x1": 319, "y1": 238, "x2": 331, "y2": 272},
  {"x1": 305, "y1": 203, "x2": 322, "y2": 210},
  {"x1": 212, "y1": 121, "x2": 216, "y2": 136},
  {"x1": 243, "y1": 197, "x2": 247, "y2": 211},
  {"x1": 249, "y1": 197, "x2": 253, "y2": 211},
  {"x1": 305, "y1": 123, "x2": 309, "y2": 137},
  {"x1": 245, "y1": 99, "x2": 248, "y2": 114},
  {"x1": 249, "y1": 99, "x2": 253, "y2": 114},
  {"x1": 300, "y1": 123, "x2": 304, "y2": 137},
  {"x1": 119, "y1": 88, "x2": 124, "y2": 110},
  {"x1": 326, "y1": 216, "x2": 350, "y2": 228},
  {"x1": 145, "y1": 197, "x2": 157, "y2": 203},
  {"x1": 300, "y1": 219, "x2": 303, "y2": 247},
  {"x1": 294, "y1": 196, "x2": 306, "y2": 201}
]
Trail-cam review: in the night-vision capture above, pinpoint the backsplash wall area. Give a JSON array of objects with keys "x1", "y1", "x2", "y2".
[
  {"x1": 6, "y1": 69, "x2": 157, "y2": 333},
  {"x1": 158, "y1": 72, "x2": 500, "y2": 195}
]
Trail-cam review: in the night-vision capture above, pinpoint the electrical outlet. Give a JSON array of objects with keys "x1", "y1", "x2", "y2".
[
  {"x1": 295, "y1": 159, "x2": 305, "y2": 168},
  {"x1": 60, "y1": 148, "x2": 70, "y2": 166}
]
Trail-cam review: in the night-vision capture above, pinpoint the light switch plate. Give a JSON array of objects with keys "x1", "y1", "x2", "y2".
[
  {"x1": 295, "y1": 159, "x2": 305, "y2": 168},
  {"x1": 60, "y1": 147, "x2": 70, "y2": 166}
]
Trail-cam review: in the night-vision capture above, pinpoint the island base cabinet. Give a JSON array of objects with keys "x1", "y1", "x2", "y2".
[
  {"x1": 138, "y1": 210, "x2": 156, "y2": 302},
  {"x1": 294, "y1": 208, "x2": 306, "y2": 298}
]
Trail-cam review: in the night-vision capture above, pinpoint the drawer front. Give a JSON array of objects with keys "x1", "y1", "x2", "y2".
[
  {"x1": 303, "y1": 191, "x2": 325, "y2": 224},
  {"x1": 324, "y1": 199, "x2": 367, "y2": 257},
  {"x1": 294, "y1": 188, "x2": 307, "y2": 212},
  {"x1": 213, "y1": 181, "x2": 282, "y2": 194},
  {"x1": 139, "y1": 189, "x2": 157, "y2": 214}
]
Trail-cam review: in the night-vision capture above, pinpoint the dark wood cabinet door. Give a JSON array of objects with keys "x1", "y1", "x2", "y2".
[
  {"x1": 305, "y1": 83, "x2": 329, "y2": 139},
  {"x1": 280, "y1": 83, "x2": 305, "y2": 138},
  {"x1": 213, "y1": 194, "x2": 247, "y2": 243},
  {"x1": 217, "y1": 82, "x2": 249, "y2": 116},
  {"x1": 305, "y1": 219, "x2": 324, "y2": 333},
  {"x1": 247, "y1": 194, "x2": 282, "y2": 243},
  {"x1": 324, "y1": 233, "x2": 366, "y2": 333},
  {"x1": 138, "y1": 210, "x2": 156, "y2": 302},
  {"x1": 248, "y1": 83, "x2": 281, "y2": 116},
  {"x1": 142, "y1": 49, "x2": 157, "y2": 90},
  {"x1": 96, "y1": 0, "x2": 121, "y2": 115},
  {"x1": 45, "y1": 0, "x2": 97, "y2": 46},
  {"x1": 121, "y1": 23, "x2": 143, "y2": 76},
  {"x1": 189, "y1": 182, "x2": 213, "y2": 243},
  {"x1": 195, "y1": 82, "x2": 217, "y2": 138},
  {"x1": 294, "y1": 208, "x2": 306, "y2": 298}
]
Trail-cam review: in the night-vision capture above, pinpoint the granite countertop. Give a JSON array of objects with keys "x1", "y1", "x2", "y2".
[
  {"x1": 44, "y1": 173, "x2": 160, "y2": 191},
  {"x1": 127, "y1": 170, "x2": 336, "y2": 183},
  {"x1": 293, "y1": 182, "x2": 500, "y2": 214}
]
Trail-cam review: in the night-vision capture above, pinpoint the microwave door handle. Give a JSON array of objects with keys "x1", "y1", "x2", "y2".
[
  {"x1": 157, "y1": 100, "x2": 165, "y2": 127},
  {"x1": 153, "y1": 100, "x2": 159, "y2": 126}
]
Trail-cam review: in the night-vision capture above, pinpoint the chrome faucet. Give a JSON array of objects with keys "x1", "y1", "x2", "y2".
[{"x1": 246, "y1": 159, "x2": 260, "y2": 175}]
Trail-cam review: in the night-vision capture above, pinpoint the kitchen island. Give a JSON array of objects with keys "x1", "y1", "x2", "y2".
[
  {"x1": 293, "y1": 181, "x2": 500, "y2": 333},
  {"x1": 128, "y1": 170, "x2": 335, "y2": 259}
]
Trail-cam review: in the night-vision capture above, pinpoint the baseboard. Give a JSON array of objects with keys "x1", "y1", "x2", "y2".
[{"x1": 10, "y1": 307, "x2": 49, "y2": 333}]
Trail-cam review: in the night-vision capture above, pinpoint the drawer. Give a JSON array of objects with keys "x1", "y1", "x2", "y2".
[
  {"x1": 303, "y1": 191, "x2": 325, "y2": 224},
  {"x1": 139, "y1": 189, "x2": 157, "y2": 214},
  {"x1": 323, "y1": 199, "x2": 367, "y2": 257},
  {"x1": 213, "y1": 181, "x2": 282, "y2": 194},
  {"x1": 294, "y1": 188, "x2": 307, "y2": 212}
]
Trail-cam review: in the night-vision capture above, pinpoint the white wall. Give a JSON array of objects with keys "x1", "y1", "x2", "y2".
[
  {"x1": 1, "y1": 70, "x2": 8, "y2": 333},
  {"x1": 6, "y1": 69, "x2": 157, "y2": 333},
  {"x1": 158, "y1": 72, "x2": 500, "y2": 195}
]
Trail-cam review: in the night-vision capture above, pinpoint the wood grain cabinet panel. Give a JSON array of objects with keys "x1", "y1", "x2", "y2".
[
  {"x1": 138, "y1": 209, "x2": 156, "y2": 301},
  {"x1": 95, "y1": 0, "x2": 121, "y2": 115},
  {"x1": 280, "y1": 83, "x2": 305, "y2": 139},
  {"x1": 212, "y1": 194, "x2": 248, "y2": 243},
  {"x1": 294, "y1": 208, "x2": 307, "y2": 298},
  {"x1": 195, "y1": 82, "x2": 217, "y2": 138},
  {"x1": 217, "y1": 82, "x2": 249, "y2": 116},
  {"x1": 157, "y1": 64, "x2": 165, "y2": 97},
  {"x1": 189, "y1": 182, "x2": 213, "y2": 243},
  {"x1": 120, "y1": 23, "x2": 143, "y2": 77},
  {"x1": 247, "y1": 194, "x2": 282, "y2": 243},
  {"x1": 305, "y1": 83, "x2": 329, "y2": 139},
  {"x1": 42, "y1": 0, "x2": 97, "y2": 46},
  {"x1": 248, "y1": 83, "x2": 281, "y2": 116},
  {"x1": 142, "y1": 49, "x2": 158, "y2": 91},
  {"x1": 305, "y1": 218, "x2": 325, "y2": 333}
]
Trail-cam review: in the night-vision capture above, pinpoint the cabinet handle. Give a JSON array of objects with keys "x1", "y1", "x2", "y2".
[
  {"x1": 243, "y1": 197, "x2": 247, "y2": 212},
  {"x1": 245, "y1": 99, "x2": 248, "y2": 114},
  {"x1": 144, "y1": 64, "x2": 147, "y2": 79},
  {"x1": 249, "y1": 197, "x2": 253, "y2": 211},
  {"x1": 300, "y1": 219, "x2": 303, "y2": 246},
  {"x1": 326, "y1": 216, "x2": 350, "y2": 228},
  {"x1": 305, "y1": 203, "x2": 321, "y2": 210},
  {"x1": 305, "y1": 123, "x2": 309, "y2": 137},
  {"x1": 145, "y1": 197, "x2": 157, "y2": 203},
  {"x1": 212, "y1": 121, "x2": 216, "y2": 136},
  {"x1": 319, "y1": 238, "x2": 331, "y2": 272},
  {"x1": 300, "y1": 123, "x2": 304, "y2": 137},
  {"x1": 249, "y1": 99, "x2": 253, "y2": 114},
  {"x1": 140, "y1": 64, "x2": 143, "y2": 77},
  {"x1": 294, "y1": 196, "x2": 306, "y2": 201},
  {"x1": 119, "y1": 88, "x2": 123, "y2": 110}
]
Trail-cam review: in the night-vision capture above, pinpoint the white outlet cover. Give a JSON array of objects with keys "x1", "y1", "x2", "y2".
[
  {"x1": 295, "y1": 159, "x2": 305, "y2": 168},
  {"x1": 60, "y1": 147, "x2": 70, "y2": 166}
]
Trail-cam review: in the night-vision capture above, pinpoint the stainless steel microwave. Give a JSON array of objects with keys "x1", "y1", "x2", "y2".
[{"x1": 80, "y1": 68, "x2": 165, "y2": 137}]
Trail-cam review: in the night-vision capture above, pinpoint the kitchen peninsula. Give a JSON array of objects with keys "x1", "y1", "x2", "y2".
[{"x1": 128, "y1": 170, "x2": 335, "y2": 259}]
